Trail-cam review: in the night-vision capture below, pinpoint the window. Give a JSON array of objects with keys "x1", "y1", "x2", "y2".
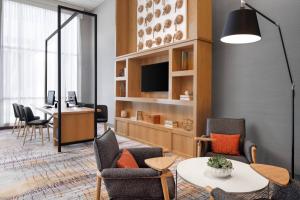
[{"x1": 0, "y1": 0, "x2": 79, "y2": 126}]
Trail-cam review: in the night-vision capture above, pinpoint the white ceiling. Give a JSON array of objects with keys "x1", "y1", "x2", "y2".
[{"x1": 58, "y1": 0, "x2": 105, "y2": 10}]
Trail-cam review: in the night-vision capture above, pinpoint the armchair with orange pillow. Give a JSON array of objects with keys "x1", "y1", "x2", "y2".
[
  {"x1": 195, "y1": 118, "x2": 257, "y2": 164},
  {"x1": 93, "y1": 129, "x2": 175, "y2": 200}
]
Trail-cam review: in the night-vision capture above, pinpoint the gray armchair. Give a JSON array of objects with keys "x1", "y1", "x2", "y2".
[
  {"x1": 94, "y1": 129, "x2": 175, "y2": 200},
  {"x1": 195, "y1": 118, "x2": 256, "y2": 164},
  {"x1": 210, "y1": 179, "x2": 300, "y2": 200}
]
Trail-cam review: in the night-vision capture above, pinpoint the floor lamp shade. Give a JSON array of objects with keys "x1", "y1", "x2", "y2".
[{"x1": 221, "y1": 9, "x2": 261, "y2": 44}]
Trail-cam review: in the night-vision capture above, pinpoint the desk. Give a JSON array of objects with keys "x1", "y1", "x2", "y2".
[{"x1": 33, "y1": 106, "x2": 95, "y2": 146}]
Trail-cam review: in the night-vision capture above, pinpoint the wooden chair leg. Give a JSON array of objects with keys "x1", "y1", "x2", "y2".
[
  {"x1": 17, "y1": 121, "x2": 22, "y2": 137},
  {"x1": 161, "y1": 170, "x2": 170, "y2": 200},
  {"x1": 12, "y1": 118, "x2": 17, "y2": 134},
  {"x1": 96, "y1": 174, "x2": 102, "y2": 200},
  {"x1": 34, "y1": 125, "x2": 37, "y2": 139},
  {"x1": 22, "y1": 124, "x2": 26, "y2": 137},
  {"x1": 23, "y1": 126, "x2": 29, "y2": 145},
  {"x1": 30, "y1": 125, "x2": 34, "y2": 140},
  {"x1": 47, "y1": 124, "x2": 50, "y2": 141},
  {"x1": 40, "y1": 126, "x2": 44, "y2": 145},
  {"x1": 251, "y1": 146, "x2": 257, "y2": 163}
]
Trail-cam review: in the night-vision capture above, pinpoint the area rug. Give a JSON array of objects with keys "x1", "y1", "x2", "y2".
[{"x1": 0, "y1": 126, "x2": 268, "y2": 200}]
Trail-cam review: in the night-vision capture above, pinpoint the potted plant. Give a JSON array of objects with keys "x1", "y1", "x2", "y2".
[{"x1": 206, "y1": 155, "x2": 233, "y2": 178}]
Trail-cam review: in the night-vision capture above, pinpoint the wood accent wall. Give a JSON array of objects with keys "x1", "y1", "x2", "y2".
[{"x1": 115, "y1": 0, "x2": 212, "y2": 157}]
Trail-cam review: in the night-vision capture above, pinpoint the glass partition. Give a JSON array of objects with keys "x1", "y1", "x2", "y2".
[{"x1": 46, "y1": 6, "x2": 97, "y2": 152}]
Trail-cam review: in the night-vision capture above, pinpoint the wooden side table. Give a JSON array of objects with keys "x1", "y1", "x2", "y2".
[
  {"x1": 145, "y1": 156, "x2": 177, "y2": 200},
  {"x1": 250, "y1": 164, "x2": 290, "y2": 186}
]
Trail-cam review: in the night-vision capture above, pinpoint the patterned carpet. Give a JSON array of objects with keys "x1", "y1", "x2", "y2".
[{"x1": 0, "y1": 126, "x2": 269, "y2": 200}]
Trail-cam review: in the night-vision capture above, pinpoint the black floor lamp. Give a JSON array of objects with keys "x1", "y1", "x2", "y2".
[{"x1": 220, "y1": 0, "x2": 296, "y2": 178}]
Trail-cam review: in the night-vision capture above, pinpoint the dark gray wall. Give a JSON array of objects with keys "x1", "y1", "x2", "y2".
[{"x1": 213, "y1": 0, "x2": 300, "y2": 174}]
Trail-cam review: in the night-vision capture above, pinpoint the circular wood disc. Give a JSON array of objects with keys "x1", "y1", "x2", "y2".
[
  {"x1": 155, "y1": 9, "x2": 161, "y2": 18},
  {"x1": 138, "y1": 17, "x2": 144, "y2": 25},
  {"x1": 163, "y1": 4, "x2": 171, "y2": 15},
  {"x1": 164, "y1": 34, "x2": 172, "y2": 44},
  {"x1": 146, "y1": 39, "x2": 153, "y2": 48},
  {"x1": 138, "y1": 5, "x2": 144, "y2": 13}
]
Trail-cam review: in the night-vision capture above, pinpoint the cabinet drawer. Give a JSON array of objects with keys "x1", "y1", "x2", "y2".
[{"x1": 116, "y1": 120, "x2": 128, "y2": 136}]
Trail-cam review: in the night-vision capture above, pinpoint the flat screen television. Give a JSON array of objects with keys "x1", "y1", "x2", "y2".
[{"x1": 141, "y1": 62, "x2": 169, "y2": 92}]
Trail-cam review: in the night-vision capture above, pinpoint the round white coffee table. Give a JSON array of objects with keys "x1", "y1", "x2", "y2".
[{"x1": 176, "y1": 157, "x2": 268, "y2": 196}]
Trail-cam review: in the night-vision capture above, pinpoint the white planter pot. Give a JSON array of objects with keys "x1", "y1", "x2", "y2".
[{"x1": 206, "y1": 166, "x2": 233, "y2": 178}]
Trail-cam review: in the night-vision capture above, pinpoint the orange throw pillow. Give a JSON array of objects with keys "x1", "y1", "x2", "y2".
[
  {"x1": 117, "y1": 149, "x2": 139, "y2": 168},
  {"x1": 211, "y1": 133, "x2": 240, "y2": 156}
]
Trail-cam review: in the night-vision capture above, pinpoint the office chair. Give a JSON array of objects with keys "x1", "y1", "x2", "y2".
[
  {"x1": 22, "y1": 107, "x2": 50, "y2": 145},
  {"x1": 12, "y1": 103, "x2": 21, "y2": 134},
  {"x1": 17, "y1": 104, "x2": 40, "y2": 138},
  {"x1": 96, "y1": 105, "x2": 108, "y2": 131}
]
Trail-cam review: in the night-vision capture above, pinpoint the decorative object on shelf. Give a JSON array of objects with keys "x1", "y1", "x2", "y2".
[
  {"x1": 182, "y1": 118, "x2": 193, "y2": 131},
  {"x1": 180, "y1": 94, "x2": 192, "y2": 101},
  {"x1": 138, "y1": 5, "x2": 144, "y2": 13},
  {"x1": 146, "y1": 39, "x2": 153, "y2": 48},
  {"x1": 164, "y1": 120, "x2": 178, "y2": 128},
  {"x1": 146, "y1": 26, "x2": 153, "y2": 35},
  {"x1": 221, "y1": 0, "x2": 296, "y2": 178},
  {"x1": 153, "y1": 23, "x2": 162, "y2": 33},
  {"x1": 144, "y1": 114, "x2": 161, "y2": 124},
  {"x1": 163, "y1": 4, "x2": 171, "y2": 15},
  {"x1": 163, "y1": 19, "x2": 172, "y2": 32},
  {"x1": 118, "y1": 67, "x2": 125, "y2": 77},
  {"x1": 175, "y1": 0, "x2": 183, "y2": 12},
  {"x1": 153, "y1": 0, "x2": 160, "y2": 5},
  {"x1": 173, "y1": 30, "x2": 183, "y2": 41},
  {"x1": 174, "y1": 15, "x2": 183, "y2": 31},
  {"x1": 155, "y1": 9, "x2": 161, "y2": 18},
  {"x1": 119, "y1": 82, "x2": 126, "y2": 97},
  {"x1": 181, "y1": 51, "x2": 188, "y2": 70},
  {"x1": 180, "y1": 90, "x2": 193, "y2": 100},
  {"x1": 184, "y1": 90, "x2": 192, "y2": 96},
  {"x1": 145, "y1": 13, "x2": 154, "y2": 25},
  {"x1": 164, "y1": 34, "x2": 172, "y2": 44},
  {"x1": 137, "y1": 0, "x2": 187, "y2": 51},
  {"x1": 136, "y1": 111, "x2": 143, "y2": 120},
  {"x1": 138, "y1": 17, "x2": 144, "y2": 25},
  {"x1": 120, "y1": 110, "x2": 128, "y2": 118},
  {"x1": 146, "y1": 0, "x2": 153, "y2": 11},
  {"x1": 138, "y1": 42, "x2": 144, "y2": 50},
  {"x1": 155, "y1": 37, "x2": 162, "y2": 45},
  {"x1": 206, "y1": 155, "x2": 233, "y2": 178},
  {"x1": 138, "y1": 29, "x2": 145, "y2": 38}
]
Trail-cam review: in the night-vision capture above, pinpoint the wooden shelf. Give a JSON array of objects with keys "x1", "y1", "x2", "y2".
[
  {"x1": 116, "y1": 39, "x2": 196, "y2": 60},
  {"x1": 115, "y1": 0, "x2": 212, "y2": 157},
  {"x1": 115, "y1": 97, "x2": 193, "y2": 106},
  {"x1": 172, "y1": 70, "x2": 194, "y2": 77}
]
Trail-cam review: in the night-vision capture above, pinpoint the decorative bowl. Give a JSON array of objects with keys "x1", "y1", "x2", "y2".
[{"x1": 206, "y1": 166, "x2": 233, "y2": 178}]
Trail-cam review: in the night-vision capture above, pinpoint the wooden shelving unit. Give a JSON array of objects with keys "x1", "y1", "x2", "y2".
[
  {"x1": 115, "y1": 97, "x2": 194, "y2": 106},
  {"x1": 115, "y1": 0, "x2": 212, "y2": 157}
]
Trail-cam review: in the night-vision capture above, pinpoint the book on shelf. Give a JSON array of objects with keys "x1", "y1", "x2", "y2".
[
  {"x1": 180, "y1": 95, "x2": 193, "y2": 101},
  {"x1": 164, "y1": 120, "x2": 178, "y2": 128}
]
